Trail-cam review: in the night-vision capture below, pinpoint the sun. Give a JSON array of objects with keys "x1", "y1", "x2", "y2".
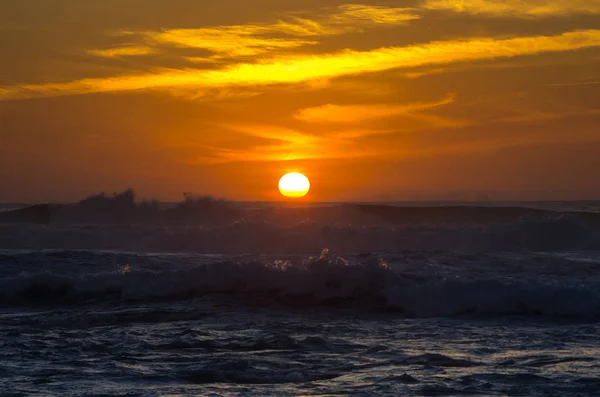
[{"x1": 279, "y1": 172, "x2": 310, "y2": 198}]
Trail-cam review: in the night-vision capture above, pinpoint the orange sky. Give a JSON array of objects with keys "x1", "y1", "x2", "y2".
[{"x1": 1, "y1": 0, "x2": 600, "y2": 202}]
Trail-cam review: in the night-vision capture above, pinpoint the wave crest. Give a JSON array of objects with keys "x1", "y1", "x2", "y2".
[{"x1": 2, "y1": 251, "x2": 599, "y2": 318}]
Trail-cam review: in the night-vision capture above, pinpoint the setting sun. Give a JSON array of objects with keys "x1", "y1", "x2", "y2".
[{"x1": 278, "y1": 172, "x2": 310, "y2": 198}]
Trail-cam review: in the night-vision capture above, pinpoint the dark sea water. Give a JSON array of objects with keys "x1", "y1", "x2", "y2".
[{"x1": 1, "y1": 200, "x2": 600, "y2": 396}]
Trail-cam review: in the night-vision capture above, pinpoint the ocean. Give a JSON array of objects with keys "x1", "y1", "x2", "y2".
[{"x1": 1, "y1": 198, "x2": 600, "y2": 396}]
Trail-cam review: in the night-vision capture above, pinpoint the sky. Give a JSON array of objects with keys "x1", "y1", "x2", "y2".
[{"x1": 1, "y1": 0, "x2": 599, "y2": 202}]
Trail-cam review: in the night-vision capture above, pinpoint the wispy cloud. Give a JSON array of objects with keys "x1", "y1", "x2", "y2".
[
  {"x1": 547, "y1": 80, "x2": 600, "y2": 87},
  {"x1": 198, "y1": 124, "x2": 352, "y2": 163},
  {"x1": 87, "y1": 46, "x2": 156, "y2": 58},
  {"x1": 422, "y1": 0, "x2": 600, "y2": 18},
  {"x1": 145, "y1": 27, "x2": 318, "y2": 58},
  {"x1": 332, "y1": 4, "x2": 420, "y2": 24},
  {"x1": 160, "y1": 86, "x2": 261, "y2": 101},
  {"x1": 494, "y1": 108, "x2": 600, "y2": 123},
  {"x1": 295, "y1": 95, "x2": 454, "y2": 123},
  {"x1": 201, "y1": 103, "x2": 600, "y2": 163},
  {"x1": 2, "y1": 29, "x2": 600, "y2": 101},
  {"x1": 202, "y1": 93, "x2": 598, "y2": 163},
  {"x1": 126, "y1": 4, "x2": 418, "y2": 60}
]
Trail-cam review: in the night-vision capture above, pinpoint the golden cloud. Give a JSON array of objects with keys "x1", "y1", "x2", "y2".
[
  {"x1": 132, "y1": 4, "x2": 417, "y2": 59},
  {"x1": 547, "y1": 80, "x2": 600, "y2": 87},
  {"x1": 422, "y1": 0, "x2": 600, "y2": 17},
  {"x1": 2, "y1": 29, "x2": 600, "y2": 101},
  {"x1": 295, "y1": 95, "x2": 454, "y2": 123},
  {"x1": 199, "y1": 144, "x2": 375, "y2": 163},
  {"x1": 183, "y1": 94, "x2": 600, "y2": 164},
  {"x1": 148, "y1": 27, "x2": 318, "y2": 58},
  {"x1": 198, "y1": 125, "x2": 343, "y2": 163},
  {"x1": 333, "y1": 4, "x2": 420, "y2": 24},
  {"x1": 87, "y1": 46, "x2": 156, "y2": 58},
  {"x1": 195, "y1": 106, "x2": 600, "y2": 163}
]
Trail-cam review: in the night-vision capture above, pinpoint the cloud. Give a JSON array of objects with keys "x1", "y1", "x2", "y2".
[
  {"x1": 161, "y1": 86, "x2": 262, "y2": 101},
  {"x1": 295, "y1": 95, "x2": 454, "y2": 123},
  {"x1": 228, "y1": 124, "x2": 321, "y2": 145},
  {"x1": 146, "y1": 27, "x2": 318, "y2": 58},
  {"x1": 292, "y1": 95, "x2": 472, "y2": 141},
  {"x1": 130, "y1": 4, "x2": 418, "y2": 60},
  {"x1": 198, "y1": 103, "x2": 600, "y2": 163},
  {"x1": 87, "y1": 46, "x2": 156, "y2": 58},
  {"x1": 422, "y1": 0, "x2": 600, "y2": 17},
  {"x1": 333, "y1": 4, "x2": 420, "y2": 24},
  {"x1": 547, "y1": 80, "x2": 600, "y2": 87},
  {"x1": 494, "y1": 108, "x2": 600, "y2": 123},
  {"x1": 197, "y1": 124, "x2": 346, "y2": 163},
  {"x1": 272, "y1": 4, "x2": 419, "y2": 35},
  {"x1": 2, "y1": 29, "x2": 600, "y2": 101},
  {"x1": 199, "y1": 143, "x2": 374, "y2": 163},
  {"x1": 208, "y1": 91, "x2": 588, "y2": 163}
]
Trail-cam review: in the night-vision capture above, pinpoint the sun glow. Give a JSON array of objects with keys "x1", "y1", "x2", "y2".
[{"x1": 278, "y1": 172, "x2": 310, "y2": 198}]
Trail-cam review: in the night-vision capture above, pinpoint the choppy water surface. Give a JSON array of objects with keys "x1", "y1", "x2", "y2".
[
  {"x1": 1, "y1": 249, "x2": 600, "y2": 396},
  {"x1": 2, "y1": 302, "x2": 600, "y2": 396}
]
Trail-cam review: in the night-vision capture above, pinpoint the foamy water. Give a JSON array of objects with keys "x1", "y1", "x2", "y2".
[{"x1": 1, "y1": 248, "x2": 600, "y2": 395}]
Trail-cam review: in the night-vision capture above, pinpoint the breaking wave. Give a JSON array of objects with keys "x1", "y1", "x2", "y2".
[
  {"x1": 2, "y1": 189, "x2": 600, "y2": 228},
  {"x1": 2, "y1": 190, "x2": 600, "y2": 253},
  {"x1": 2, "y1": 250, "x2": 599, "y2": 318}
]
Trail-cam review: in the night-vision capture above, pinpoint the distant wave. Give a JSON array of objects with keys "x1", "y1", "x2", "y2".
[
  {"x1": 2, "y1": 189, "x2": 600, "y2": 227},
  {"x1": 1, "y1": 250, "x2": 599, "y2": 318},
  {"x1": 0, "y1": 204, "x2": 28, "y2": 213},
  {"x1": 2, "y1": 190, "x2": 600, "y2": 253},
  {"x1": 0, "y1": 215, "x2": 598, "y2": 253}
]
